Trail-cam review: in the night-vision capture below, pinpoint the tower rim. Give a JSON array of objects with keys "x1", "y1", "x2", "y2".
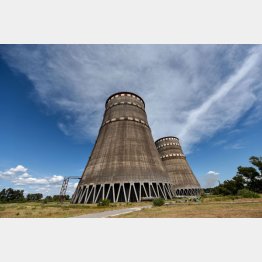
[
  {"x1": 105, "y1": 91, "x2": 145, "y2": 106},
  {"x1": 155, "y1": 136, "x2": 179, "y2": 144}
]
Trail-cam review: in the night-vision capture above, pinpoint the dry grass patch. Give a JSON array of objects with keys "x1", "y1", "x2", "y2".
[
  {"x1": 117, "y1": 198, "x2": 262, "y2": 218},
  {"x1": 0, "y1": 201, "x2": 150, "y2": 218}
]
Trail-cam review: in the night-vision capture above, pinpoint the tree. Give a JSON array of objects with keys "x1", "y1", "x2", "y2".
[
  {"x1": 44, "y1": 196, "x2": 53, "y2": 201},
  {"x1": 26, "y1": 193, "x2": 43, "y2": 201},
  {"x1": 249, "y1": 156, "x2": 262, "y2": 174},
  {"x1": 0, "y1": 189, "x2": 7, "y2": 202},
  {"x1": 212, "y1": 156, "x2": 262, "y2": 195},
  {"x1": 0, "y1": 188, "x2": 25, "y2": 202},
  {"x1": 52, "y1": 195, "x2": 61, "y2": 201},
  {"x1": 212, "y1": 179, "x2": 239, "y2": 195},
  {"x1": 237, "y1": 166, "x2": 261, "y2": 192},
  {"x1": 64, "y1": 195, "x2": 70, "y2": 200},
  {"x1": 43, "y1": 195, "x2": 70, "y2": 202}
]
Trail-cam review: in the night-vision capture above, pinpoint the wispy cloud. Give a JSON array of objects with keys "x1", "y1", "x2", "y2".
[
  {"x1": 1, "y1": 45, "x2": 262, "y2": 153},
  {"x1": 224, "y1": 142, "x2": 245, "y2": 150},
  {"x1": 178, "y1": 46, "x2": 262, "y2": 149}
]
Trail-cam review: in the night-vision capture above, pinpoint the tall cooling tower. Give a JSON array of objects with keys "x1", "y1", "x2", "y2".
[
  {"x1": 155, "y1": 136, "x2": 201, "y2": 196},
  {"x1": 72, "y1": 92, "x2": 173, "y2": 203}
]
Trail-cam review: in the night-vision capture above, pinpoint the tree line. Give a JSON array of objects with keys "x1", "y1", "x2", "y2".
[
  {"x1": 0, "y1": 188, "x2": 70, "y2": 203},
  {"x1": 211, "y1": 156, "x2": 262, "y2": 196}
]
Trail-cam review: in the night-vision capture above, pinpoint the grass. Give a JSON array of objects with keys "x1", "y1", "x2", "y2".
[
  {"x1": 116, "y1": 196, "x2": 262, "y2": 218},
  {"x1": 0, "y1": 201, "x2": 150, "y2": 218},
  {"x1": 1, "y1": 195, "x2": 262, "y2": 218}
]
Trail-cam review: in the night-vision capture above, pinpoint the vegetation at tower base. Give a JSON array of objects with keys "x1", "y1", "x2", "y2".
[
  {"x1": 155, "y1": 136, "x2": 201, "y2": 196},
  {"x1": 72, "y1": 92, "x2": 174, "y2": 204},
  {"x1": 212, "y1": 156, "x2": 262, "y2": 196},
  {"x1": 153, "y1": 198, "x2": 165, "y2": 206},
  {"x1": 97, "y1": 199, "x2": 111, "y2": 207}
]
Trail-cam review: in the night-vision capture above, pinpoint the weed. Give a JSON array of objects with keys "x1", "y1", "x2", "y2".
[
  {"x1": 153, "y1": 198, "x2": 165, "y2": 206},
  {"x1": 97, "y1": 199, "x2": 111, "y2": 207}
]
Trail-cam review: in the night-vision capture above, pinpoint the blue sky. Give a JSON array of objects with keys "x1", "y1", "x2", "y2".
[{"x1": 0, "y1": 45, "x2": 262, "y2": 196}]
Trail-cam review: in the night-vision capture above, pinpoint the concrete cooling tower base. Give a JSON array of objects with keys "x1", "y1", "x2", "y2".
[
  {"x1": 174, "y1": 188, "x2": 201, "y2": 197},
  {"x1": 72, "y1": 182, "x2": 173, "y2": 204}
]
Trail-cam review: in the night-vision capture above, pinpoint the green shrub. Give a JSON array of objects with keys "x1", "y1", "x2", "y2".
[
  {"x1": 237, "y1": 189, "x2": 260, "y2": 198},
  {"x1": 97, "y1": 199, "x2": 111, "y2": 207},
  {"x1": 153, "y1": 198, "x2": 165, "y2": 206}
]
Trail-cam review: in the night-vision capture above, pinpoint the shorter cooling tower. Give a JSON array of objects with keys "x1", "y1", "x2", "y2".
[
  {"x1": 155, "y1": 136, "x2": 201, "y2": 196},
  {"x1": 72, "y1": 92, "x2": 174, "y2": 204}
]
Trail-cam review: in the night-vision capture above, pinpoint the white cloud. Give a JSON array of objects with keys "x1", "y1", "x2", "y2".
[
  {"x1": 9, "y1": 165, "x2": 28, "y2": 173},
  {"x1": 20, "y1": 172, "x2": 31, "y2": 178},
  {"x1": 12, "y1": 176, "x2": 49, "y2": 186},
  {"x1": 0, "y1": 164, "x2": 68, "y2": 197},
  {"x1": 48, "y1": 175, "x2": 64, "y2": 184},
  {"x1": 12, "y1": 175, "x2": 64, "y2": 186},
  {"x1": 203, "y1": 171, "x2": 220, "y2": 188},
  {"x1": 207, "y1": 171, "x2": 219, "y2": 175},
  {"x1": 0, "y1": 165, "x2": 28, "y2": 178},
  {"x1": 1, "y1": 45, "x2": 262, "y2": 153},
  {"x1": 0, "y1": 165, "x2": 64, "y2": 190}
]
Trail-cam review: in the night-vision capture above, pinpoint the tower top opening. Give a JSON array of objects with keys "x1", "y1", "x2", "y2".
[
  {"x1": 155, "y1": 136, "x2": 179, "y2": 144},
  {"x1": 105, "y1": 91, "x2": 145, "y2": 107}
]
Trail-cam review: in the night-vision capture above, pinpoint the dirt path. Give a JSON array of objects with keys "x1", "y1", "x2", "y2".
[{"x1": 73, "y1": 205, "x2": 151, "y2": 218}]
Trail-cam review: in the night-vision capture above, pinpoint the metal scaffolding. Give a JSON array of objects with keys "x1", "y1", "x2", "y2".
[{"x1": 59, "y1": 176, "x2": 81, "y2": 202}]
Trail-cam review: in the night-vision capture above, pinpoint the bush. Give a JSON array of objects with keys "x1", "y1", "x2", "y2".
[
  {"x1": 97, "y1": 199, "x2": 111, "y2": 207},
  {"x1": 153, "y1": 198, "x2": 165, "y2": 206},
  {"x1": 237, "y1": 189, "x2": 260, "y2": 198}
]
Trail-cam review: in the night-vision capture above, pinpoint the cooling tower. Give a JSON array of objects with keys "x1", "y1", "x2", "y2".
[
  {"x1": 72, "y1": 92, "x2": 174, "y2": 203},
  {"x1": 155, "y1": 136, "x2": 201, "y2": 196}
]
